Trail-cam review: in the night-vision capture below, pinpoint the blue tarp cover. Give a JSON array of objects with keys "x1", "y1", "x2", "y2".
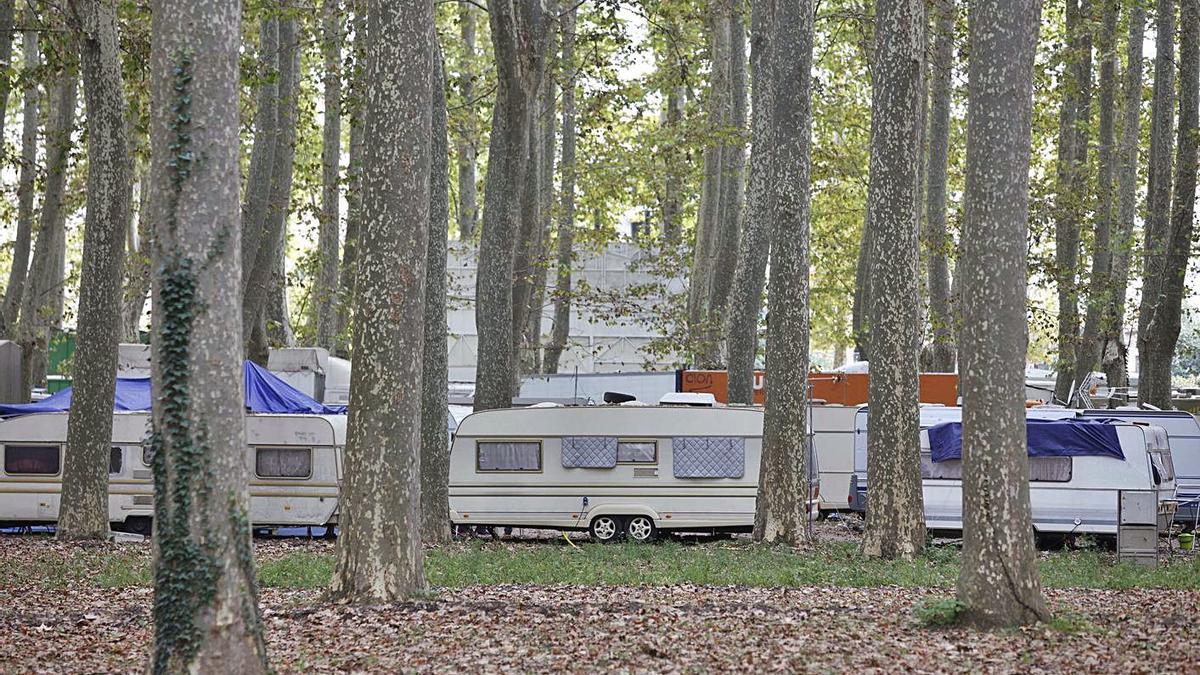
[
  {"x1": 929, "y1": 418, "x2": 1125, "y2": 463},
  {"x1": 0, "y1": 361, "x2": 344, "y2": 417}
]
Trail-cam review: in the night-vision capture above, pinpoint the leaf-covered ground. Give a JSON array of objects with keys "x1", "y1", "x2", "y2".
[{"x1": 2, "y1": 528, "x2": 1198, "y2": 673}]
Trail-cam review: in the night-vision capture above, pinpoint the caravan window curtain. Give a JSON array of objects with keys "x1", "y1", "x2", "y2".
[
  {"x1": 672, "y1": 437, "x2": 745, "y2": 478},
  {"x1": 561, "y1": 437, "x2": 618, "y2": 468},
  {"x1": 256, "y1": 447, "x2": 313, "y2": 478},
  {"x1": 477, "y1": 441, "x2": 542, "y2": 472},
  {"x1": 4, "y1": 445, "x2": 61, "y2": 475}
]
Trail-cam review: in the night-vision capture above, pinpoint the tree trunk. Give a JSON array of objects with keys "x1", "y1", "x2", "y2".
[
  {"x1": 335, "y1": 2, "x2": 367, "y2": 358},
  {"x1": 708, "y1": 6, "x2": 748, "y2": 330},
  {"x1": 688, "y1": 2, "x2": 731, "y2": 366},
  {"x1": 1141, "y1": 0, "x2": 1196, "y2": 408},
  {"x1": 1104, "y1": 4, "x2": 1145, "y2": 389},
  {"x1": 958, "y1": 0, "x2": 1049, "y2": 628},
  {"x1": 510, "y1": 102, "x2": 543, "y2": 380},
  {"x1": 544, "y1": 5, "x2": 576, "y2": 375},
  {"x1": 120, "y1": 160, "x2": 153, "y2": 341},
  {"x1": 860, "y1": 0, "x2": 927, "y2": 560},
  {"x1": 421, "y1": 40, "x2": 451, "y2": 547},
  {"x1": 147, "y1": 0, "x2": 269, "y2": 666},
  {"x1": 456, "y1": 3, "x2": 478, "y2": 239},
  {"x1": 524, "y1": 51, "x2": 558, "y2": 376},
  {"x1": 18, "y1": 71, "x2": 76, "y2": 396},
  {"x1": 726, "y1": 0, "x2": 775, "y2": 405},
  {"x1": 57, "y1": 0, "x2": 133, "y2": 541},
  {"x1": 245, "y1": 15, "x2": 300, "y2": 364},
  {"x1": 314, "y1": 0, "x2": 342, "y2": 351},
  {"x1": 0, "y1": 25, "x2": 39, "y2": 337},
  {"x1": 331, "y1": 0, "x2": 432, "y2": 602},
  {"x1": 1136, "y1": 0, "x2": 1177, "y2": 407},
  {"x1": 661, "y1": 84, "x2": 685, "y2": 246},
  {"x1": 754, "y1": 0, "x2": 812, "y2": 546},
  {"x1": 922, "y1": 0, "x2": 956, "y2": 373},
  {"x1": 473, "y1": 0, "x2": 551, "y2": 411},
  {"x1": 239, "y1": 17, "x2": 280, "y2": 305},
  {"x1": 1051, "y1": 0, "x2": 1087, "y2": 404},
  {"x1": 851, "y1": 212, "x2": 873, "y2": 360},
  {"x1": 1076, "y1": 0, "x2": 1118, "y2": 384},
  {"x1": 0, "y1": 0, "x2": 15, "y2": 331}
]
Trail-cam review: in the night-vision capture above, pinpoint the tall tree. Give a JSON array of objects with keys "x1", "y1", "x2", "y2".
[
  {"x1": 0, "y1": 1, "x2": 14, "y2": 146},
  {"x1": 120, "y1": 162, "x2": 153, "y2": 341},
  {"x1": 754, "y1": 0, "x2": 813, "y2": 545},
  {"x1": 0, "y1": 24, "x2": 40, "y2": 336},
  {"x1": 1136, "y1": 0, "x2": 1177, "y2": 407},
  {"x1": 330, "y1": 0, "x2": 433, "y2": 601},
  {"x1": 314, "y1": 0, "x2": 342, "y2": 350},
  {"x1": 1052, "y1": 0, "x2": 1092, "y2": 403},
  {"x1": 245, "y1": 15, "x2": 301, "y2": 363},
  {"x1": 1104, "y1": 3, "x2": 1145, "y2": 388},
  {"x1": 922, "y1": 0, "x2": 956, "y2": 373},
  {"x1": 707, "y1": 6, "x2": 748, "y2": 325},
  {"x1": 1140, "y1": 0, "x2": 1197, "y2": 408},
  {"x1": 335, "y1": 3, "x2": 367, "y2": 357},
  {"x1": 544, "y1": 4, "x2": 576, "y2": 375},
  {"x1": 456, "y1": 3, "x2": 478, "y2": 239},
  {"x1": 147, "y1": 0, "x2": 269, "y2": 665},
  {"x1": 860, "y1": 0, "x2": 927, "y2": 560},
  {"x1": 725, "y1": 0, "x2": 776, "y2": 404},
  {"x1": 57, "y1": 0, "x2": 133, "y2": 541},
  {"x1": 958, "y1": 0, "x2": 1049, "y2": 627},
  {"x1": 661, "y1": 83, "x2": 685, "y2": 246},
  {"x1": 17, "y1": 71, "x2": 77, "y2": 396},
  {"x1": 473, "y1": 0, "x2": 552, "y2": 411},
  {"x1": 421, "y1": 41, "x2": 451, "y2": 546},
  {"x1": 523, "y1": 50, "x2": 558, "y2": 376}
]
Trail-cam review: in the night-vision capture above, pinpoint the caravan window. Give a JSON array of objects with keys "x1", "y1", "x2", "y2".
[
  {"x1": 617, "y1": 441, "x2": 657, "y2": 464},
  {"x1": 477, "y1": 441, "x2": 541, "y2": 472},
  {"x1": 920, "y1": 452, "x2": 1071, "y2": 482},
  {"x1": 4, "y1": 445, "x2": 61, "y2": 475},
  {"x1": 109, "y1": 447, "x2": 123, "y2": 475},
  {"x1": 255, "y1": 447, "x2": 312, "y2": 479},
  {"x1": 1149, "y1": 451, "x2": 1174, "y2": 485}
]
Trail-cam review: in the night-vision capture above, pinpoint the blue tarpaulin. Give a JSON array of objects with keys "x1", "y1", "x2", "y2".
[
  {"x1": 0, "y1": 361, "x2": 344, "y2": 417},
  {"x1": 929, "y1": 418, "x2": 1125, "y2": 463}
]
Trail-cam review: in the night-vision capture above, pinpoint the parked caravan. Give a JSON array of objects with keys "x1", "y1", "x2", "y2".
[
  {"x1": 448, "y1": 404, "x2": 820, "y2": 542},
  {"x1": 0, "y1": 411, "x2": 346, "y2": 533},
  {"x1": 809, "y1": 405, "x2": 860, "y2": 511},
  {"x1": 848, "y1": 406, "x2": 1177, "y2": 536}
]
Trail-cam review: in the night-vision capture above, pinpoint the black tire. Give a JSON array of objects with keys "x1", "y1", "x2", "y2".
[
  {"x1": 124, "y1": 516, "x2": 152, "y2": 537},
  {"x1": 589, "y1": 515, "x2": 622, "y2": 543},
  {"x1": 626, "y1": 515, "x2": 657, "y2": 543}
]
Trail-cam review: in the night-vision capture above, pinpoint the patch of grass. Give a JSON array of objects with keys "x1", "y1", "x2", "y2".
[
  {"x1": 913, "y1": 598, "x2": 967, "y2": 627},
  {"x1": 1046, "y1": 611, "x2": 1100, "y2": 634},
  {"x1": 257, "y1": 551, "x2": 334, "y2": 589},
  {"x1": 95, "y1": 552, "x2": 152, "y2": 587}
]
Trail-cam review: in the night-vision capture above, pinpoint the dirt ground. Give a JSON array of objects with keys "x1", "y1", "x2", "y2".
[{"x1": 3, "y1": 582, "x2": 1198, "y2": 673}]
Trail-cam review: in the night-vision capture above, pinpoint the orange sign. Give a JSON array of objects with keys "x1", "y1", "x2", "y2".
[{"x1": 677, "y1": 370, "x2": 959, "y2": 406}]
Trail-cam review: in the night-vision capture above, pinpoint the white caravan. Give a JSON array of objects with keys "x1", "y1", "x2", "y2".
[
  {"x1": 809, "y1": 404, "x2": 860, "y2": 511},
  {"x1": 848, "y1": 405, "x2": 1177, "y2": 536},
  {"x1": 0, "y1": 411, "x2": 346, "y2": 534},
  {"x1": 448, "y1": 404, "x2": 821, "y2": 542}
]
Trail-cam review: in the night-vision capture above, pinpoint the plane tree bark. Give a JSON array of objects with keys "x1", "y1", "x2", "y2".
[
  {"x1": 726, "y1": 0, "x2": 775, "y2": 404},
  {"x1": 473, "y1": 0, "x2": 552, "y2": 411},
  {"x1": 0, "y1": 25, "x2": 40, "y2": 336},
  {"x1": 860, "y1": 0, "x2": 927, "y2": 560},
  {"x1": 146, "y1": 0, "x2": 269, "y2": 665},
  {"x1": 754, "y1": 0, "x2": 812, "y2": 546},
  {"x1": 17, "y1": 71, "x2": 77, "y2": 396},
  {"x1": 1140, "y1": 0, "x2": 1197, "y2": 408},
  {"x1": 922, "y1": 0, "x2": 956, "y2": 373},
  {"x1": 330, "y1": 0, "x2": 433, "y2": 602},
  {"x1": 335, "y1": 2, "x2": 367, "y2": 357},
  {"x1": 1103, "y1": 4, "x2": 1144, "y2": 388},
  {"x1": 708, "y1": 6, "x2": 748, "y2": 328},
  {"x1": 120, "y1": 162, "x2": 153, "y2": 341},
  {"x1": 421, "y1": 41, "x2": 451, "y2": 547},
  {"x1": 58, "y1": 0, "x2": 133, "y2": 541},
  {"x1": 1136, "y1": 0, "x2": 1177, "y2": 408},
  {"x1": 957, "y1": 0, "x2": 1049, "y2": 628},
  {"x1": 456, "y1": 3, "x2": 478, "y2": 239},
  {"x1": 544, "y1": 5, "x2": 576, "y2": 375},
  {"x1": 314, "y1": 0, "x2": 342, "y2": 351}
]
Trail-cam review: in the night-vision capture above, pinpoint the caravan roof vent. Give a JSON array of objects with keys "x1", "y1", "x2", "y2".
[
  {"x1": 658, "y1": 392, "x2": 717, "y2": 407},
  {"x1": 603, "y1": 391, "x2": 637, "y2": 404}
]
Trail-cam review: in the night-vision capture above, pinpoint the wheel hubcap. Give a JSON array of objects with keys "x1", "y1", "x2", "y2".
[
  {"x1": 594, "y1": 518, "x2": 617, "y2": 540},
  {"x1": 629, "y1": 517, "x2": 652, "y2": 541}
]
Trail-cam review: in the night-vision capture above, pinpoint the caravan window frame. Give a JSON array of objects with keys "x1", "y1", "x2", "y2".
[
  {"x1": 254, "y1": 446, "x2": 314, "y2": 480},
  {"x1": 616, "y1": 439, "x2": 658, "y2": 464},
  {"x1": 4, "y1": 444, "x2": 62, "y2": 476},
  {"x1": 475, "y1": 439, "x2": 543, "y2": 473}
]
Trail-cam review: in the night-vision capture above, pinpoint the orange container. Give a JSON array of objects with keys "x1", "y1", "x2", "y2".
[{"x1": 676, "y1": 369, "x2": 959, "y2": 406}]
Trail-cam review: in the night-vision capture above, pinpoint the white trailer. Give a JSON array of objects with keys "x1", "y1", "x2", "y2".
[
  {"x1": 0, "y1": 411, "x2": 345, "y2": 533},
  {"x1": 448, "y1": 404, "x2": 822, "y2": 542},
  {"x1": 848, "y1": 406, "x2": 1178, "y2": 536}
]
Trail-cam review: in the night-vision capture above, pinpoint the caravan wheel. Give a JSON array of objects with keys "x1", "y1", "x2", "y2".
[
  {"x1": 589, "y1": 515, "x2": 622, "y2": 543},
  {"x1": 626, "y1": 516, "x2": 656, "y2": 543}
]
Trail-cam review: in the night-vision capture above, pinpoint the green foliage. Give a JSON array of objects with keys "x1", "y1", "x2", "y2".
[{"x1": 913, "y1": 597, "x2": 967, "y2": 627}]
